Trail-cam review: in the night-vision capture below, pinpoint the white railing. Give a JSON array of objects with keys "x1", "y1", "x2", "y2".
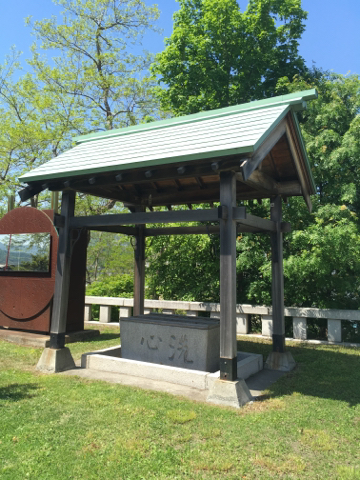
[{"x1": 84, "y1": 296, "x2": 360, "y2": 343}]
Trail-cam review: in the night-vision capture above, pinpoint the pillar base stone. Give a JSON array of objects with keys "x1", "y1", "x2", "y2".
[
  {"x1": 36, "y1": 347, "x2": 75, "y2": 373},
  {"x1": 207, "y1": 378, "x2": 253, "y2": 408},
  {"x1": 265, "y1": 351, "x2": 295, "y2": 372}
]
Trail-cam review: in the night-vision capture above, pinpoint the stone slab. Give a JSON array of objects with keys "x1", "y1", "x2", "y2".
[
  {"x1": 120, "y1": 314, "x2": 220, "y2": 372},
  {"x1": 37, "y1": 347, "x2": 75, "y2": 373}
]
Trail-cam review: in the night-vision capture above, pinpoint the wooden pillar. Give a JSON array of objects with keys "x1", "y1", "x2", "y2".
[
  {"x1": 270, "y1": 195, "x2": 285, "y2": 352},
  {"x1": 219, "y1": 171, "x2": 237, "y2": 381},
  {"x1": 133, "y1": 208, "x2": 145, "y2": 316},
  {"x1": 51, "y1": 191, "x2": 59, "y2": 214},
  {"x1": 50, "y1": 190, "x2": 75, "y2": 348}
]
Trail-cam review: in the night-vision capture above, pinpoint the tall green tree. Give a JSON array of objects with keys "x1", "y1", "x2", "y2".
[
  {"x1": 152, "y1": 0, "x2": 307, "y2": 115},
  {"x1": 277, "y1": 71, "x2": 360, "y2": 214},
  {"x1": 1, "y1": 0, "x2": 162, "y2": 212},
  {"x1": 0, "y1": 49, "x2": 80, "y2": 210},
  {"x1": 149, "y1": 61, "x2": 360, "y2": 308},
  {"x1": 234, "y1": 71, "x2": 360, "y2": 309},
  {"x1": 28, "y1": 0, "x2": 161, "y2": 131}
]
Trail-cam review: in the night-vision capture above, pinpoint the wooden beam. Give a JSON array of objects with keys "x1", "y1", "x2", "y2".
[
  {"x1": 75, "y1": 187, "x2": 142, "y2": 205},
  {"x1": 144, "y1": 224, "x2": 270, "y2": 236},
  {"x1": 50, "y1": 190, "x2": 76, "y2": 349},
  {"x1": 19, "y1": 183, "x2": 44, "y2": 202},
  {"x1": 70, "y1": 208, "x2": 223, "y2": 229},
  {"x1": 285, "y1": 114, "x2": 313, "y2": 212},
  {"x1": 133, "y1": 208, "x2": 145, "y2": 316},
  {"x1": 270, "y1": 196, "x2": 285, "y2": 352},
  {"x1": 141, "y1": 187, "x2": 220, "y2": 206},
  {"x1": 219, "y1": 171, "x2": 237, "y2": 381},
  {"x1": 241, "y1": 119, "x2": 287, "y2": 181},
  {"x1": 237, "y1": 170, "x2": 279, "y2": 193},
  {"x1": 145, "y1": 225, "x2": 220, "y2": 236},
  {"x1": 43, "y1": 157, "x2": 242, "y2": 194},
  {"x1": 233, "y1": 208, "x2": 276, "y2": 232},
  {"x1": 89, "y1": 225, "x2": 137, "y2": 235}
]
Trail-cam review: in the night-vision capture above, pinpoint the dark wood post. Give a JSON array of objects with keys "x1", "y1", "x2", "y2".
[
  {"x1": 270, "y1": 195, "x2": 285, "y2": 352},
  {"x1": 133, "y1": 208, "x2": 145, "y2": 316},
  {"x1": 50, "y1": 190, "x2": 75, "y2": 348},
  {"x1": 219, "y1": 171, "x2": 237, "y2": 381}
]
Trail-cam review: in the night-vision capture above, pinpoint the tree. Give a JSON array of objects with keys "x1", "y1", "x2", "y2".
[
  {"x1": 152, "y1": 0, "x2": 307, "y2": 115},
  {"x1": 0, "y1": 48, "x2": 80, "y2": 211},
  {"x1": 147, "y1": 224, "x2": 220, "y2": 302},
  {"x1": 243, "y1": 71, "x2": 360, "y2": 309},
  {"x1": 28, "y1": 0, "x2": 161, "y2": 131},
  {"x1": 0, "y1": 0, "x2": 162, "y2": 214},
  {"x1": 150, "y1": 57, "x2": 360, "y2": 308},
  {"x1": 277, "y1": 71, "x2": 360, "y2": 215}
]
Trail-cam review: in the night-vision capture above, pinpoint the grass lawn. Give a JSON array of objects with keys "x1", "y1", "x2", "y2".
[{"x1": 1, "y1": 330, "x2": 360, "y2": 479}]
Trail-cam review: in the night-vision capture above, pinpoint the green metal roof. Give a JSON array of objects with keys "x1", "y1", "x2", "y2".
[{"x1": 19, "y1": 89, "x2": 317, "y2": 185}]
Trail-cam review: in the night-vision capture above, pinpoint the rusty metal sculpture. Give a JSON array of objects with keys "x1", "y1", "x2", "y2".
[{"x1": 0, "y1": 207, "x2": 86, "y2": 334}]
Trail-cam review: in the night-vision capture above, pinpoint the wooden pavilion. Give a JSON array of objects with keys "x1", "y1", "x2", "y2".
[{"x1": 19, "y1": 89, "x2": 317, "y2": 383}]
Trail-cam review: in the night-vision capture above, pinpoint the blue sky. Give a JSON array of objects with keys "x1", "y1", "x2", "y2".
[{"x1": 0, "y1": 0, "x2": 359, "y2": 76}]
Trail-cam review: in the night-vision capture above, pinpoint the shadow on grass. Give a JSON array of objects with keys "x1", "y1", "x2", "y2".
[
  {"x1": 0, "y1": 383, "x2": 39, "y2": 402},
  {"x1": 238, "y1": 338, "x2": 360, "y2": 407},
  {"x1": 82, "y1": 333, "x2": 119, "y2": 343}
]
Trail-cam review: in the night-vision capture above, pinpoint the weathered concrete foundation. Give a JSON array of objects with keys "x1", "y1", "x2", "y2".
[
  {"x1": 81, "y1": 346, "x2": 262, "y2": 407},
  {"x1": 36, "y1": 347, "x2": 75, "y2": 373},
  {"x1": 265, "y1": 351, "x2": 295, "y2": 372},
  {"x1": 207, "y1": 378, "x2": 253, "y2": 408}
]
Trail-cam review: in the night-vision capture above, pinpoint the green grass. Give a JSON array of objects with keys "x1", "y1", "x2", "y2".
[{"x1": 1, "y1": 333, "x2": 360, "y2": 479}]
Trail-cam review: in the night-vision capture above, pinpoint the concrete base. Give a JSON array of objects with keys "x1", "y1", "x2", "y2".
[
  {"x1": 0, "y1": 328, "x2": 100, "y2": 348},
  {"x1": 264, "y1": 351, "x2": 296, "y2": 372},
  {"x1": 36, "y1": 347, "x2": 76, "y2": 373},
  {"x1": 207, "y1": 378, "x2": 253, "y2": 408},
  {"x1": 81, "y1": 346, "x2": 262, "y2": 407}
]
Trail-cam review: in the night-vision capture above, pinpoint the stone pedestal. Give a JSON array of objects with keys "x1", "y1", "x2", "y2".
[
  {"x1": 236, "y1": 313, "x2": 249, "y2": 334},
  {"x1": 207, "y1": 378, "x2": 253, "y2": 408},
  {"x1": 265, "y1": 351, "x2": 295, "y2": 372},
  {"x1": 293, "y1": 317, "x2": 307, "y2": 340},
  {"x1": 84, "y1": 305, "x2": 92, "y2": 322},
  {"x1": 327, "y1": 319, "x2": 342, "y2": 342},
  {"x1": 36, "y1": 347, "x2": 75, "y2": 373},
  {"x1": 261, "y1": 315, "x2": 273, "y2": 336},
  {"x1": 99, "y1": 305, "x2": 111, "y2": 323},
  {"x1": 120, "y1": 314, "x2": 220, "y2": 372},
  {"x1": 119, "y1": 307, "x2": 131, "y2": 319}
]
